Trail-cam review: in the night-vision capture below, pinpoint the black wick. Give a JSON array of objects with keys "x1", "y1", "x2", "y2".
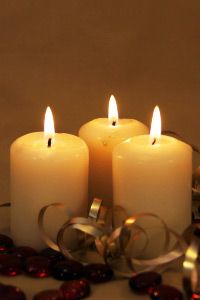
[
  {"x1": 112, "y1": 120, "x2": 116, "y2": 126},
  {"x1": 48, "y1": 138, "x2": 52, "y2": 148},
  {"x1": 152, "y1": 138, "x2": 156, "y2": 145}
]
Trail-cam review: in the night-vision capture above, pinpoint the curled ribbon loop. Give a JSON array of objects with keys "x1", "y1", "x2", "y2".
[
  {"x1": 38, "y1": 198, "x2": 106, "y2": 261},
  {"x1": 183, "y1": 238, "x2": 199, "y2": 298},
  {"x1": 106, "y1": 205, "x2": 129, "y2": 230},
  {"x1": 57, "y1": 217, "x2": 105, "y2": 263},
  {"x1": 37, "y1": 199, "x2": 190, "y2": 280},
  {"x1": 88, "y1": 198, "x2": 102, "y2": 221},
  {"x1": 38, "y1": 202, "x2": 66, "y2": 252},
  {"x1": 103, "y1": 213, "x2": 187, "y2": 277}
]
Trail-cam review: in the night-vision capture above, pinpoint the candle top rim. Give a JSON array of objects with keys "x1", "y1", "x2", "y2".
[
  {"x1": 81, "y1": 117, "x2": 148, "y2": 127},
  {"x1": 11, "y1": 132, "x2": 88, "y2": 151},
  {"x1": 120, "y1": 134, "x2": 192, "y2": 150}
]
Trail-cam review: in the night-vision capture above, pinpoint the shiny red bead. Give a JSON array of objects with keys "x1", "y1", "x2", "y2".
[
  {"x1": 11, "y1": 246, "x2": 37, "y2": 260},
  {"x1": 0, "y1": 254, "x2": 22, "y2": 276},
  {"x1": 0, "y1": 234, "x2": 13, "y2": 252},
  {"x1": 60, "y1": 279, "x2": 90, "y2": 300},
  {"x1": 84, "y1": 263, "x2": 113, "y2": 283},
  {"x1": 149, "y1": 284, "x2": 183, "y2": 300},
  {"x1": 25, "y1": 256, "x2": 51, "y2": 278},
  {"x1": 40, "y1": 248, "x2": 66, "y2": 266},
  {"x1": 0, "y1": 284, "x2": 26, "y2": 300},
  {"x1": 53, "y1": 260, "x2": 84, "y2": 281},
  {"x1": 191, "y1": 292, "x2": 200, "y2": 299},
  {"x1": 33, "y1": 290, "x2": 65, "y2": 300},
  {"x1": 129, "y1": 272, "x2": 162, "y2": 294}
]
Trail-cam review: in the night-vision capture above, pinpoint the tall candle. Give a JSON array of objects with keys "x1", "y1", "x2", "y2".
[
  {"x1": 113, "y1": 106, "x2": 192, "y2": 257},
  {"x1": 79, "y1": 95, "x2": 148, "y2": 207},
  {"x1": 10, "y1": 107, "x2": 88, "y2": 249}
]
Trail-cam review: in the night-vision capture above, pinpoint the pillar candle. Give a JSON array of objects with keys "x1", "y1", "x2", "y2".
[
  {"x1": 113, "y1": 106, "x2": 192, "y2": 257},
  {"x1": 10, "y1": 107, "x2": 88, "y2": 249},
  {"x1": 79, "y1": 95, "x2": 148, "y2": 207}
]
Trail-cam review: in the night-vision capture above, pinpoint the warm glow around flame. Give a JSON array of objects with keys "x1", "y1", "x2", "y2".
[
  {"x1": 150, "y1": 106, "x2": 161, "y2": 142},
  {"x1": 44, "y1": 106, "x2": 55, "y2": 138},
  {"x1": 108, "y1": 95, "x2": 118, "y2": 125}
]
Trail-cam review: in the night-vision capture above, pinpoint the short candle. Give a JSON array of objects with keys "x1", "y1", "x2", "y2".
[
  {"x1": 10, "y1": 107, "x2": 88, "y2": 249},
  {"x1": 113, "y1": 106, "x2": 192, "y2": 257},
  {"x1": 79, "y1": 95, "x2": 148, "y2": 207}
]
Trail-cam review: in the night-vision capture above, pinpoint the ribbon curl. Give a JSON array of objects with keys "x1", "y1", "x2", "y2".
[
  {"x1": 38, "y1": 198, "x2": 189, "y2": 277},
  {"x1": 183, "y1": 238, "x2": 200, "y2": 299}
]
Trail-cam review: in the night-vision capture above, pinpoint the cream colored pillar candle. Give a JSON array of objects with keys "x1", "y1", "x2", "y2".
[
  {"x1": 79, "y1": 95, "x2": 148, "y2": 207},
  {"x1": 10, "y1": 107, "x2": 88, "y2": 249},
  {"x1": 113, "y1": 106, "x2": 192, "y2": 257}
]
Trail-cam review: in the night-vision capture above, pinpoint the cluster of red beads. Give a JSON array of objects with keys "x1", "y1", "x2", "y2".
[
  {"x1": 0, "y1": 234, "x2": 114, "y2": 300},
  {"x1": 33, "y1": 279, "x2": 91, "y2": 300},
  {"x1": 129, "y1": 272, "x2": 184, "y2": 300},
  {"x1": 0, "y1": 234, "x2": 187, "y2": 300}
]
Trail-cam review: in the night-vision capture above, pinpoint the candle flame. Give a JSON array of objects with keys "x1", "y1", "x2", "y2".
[
  {"x1": 108, "y1": 95, "x2": 118, "y2": 126},
  {"x1": 44, "y1": 106, "x2": 55, "y2": 139},
  {"x1": 150, "y1": 106, "x2": 161, "y2": 142}
]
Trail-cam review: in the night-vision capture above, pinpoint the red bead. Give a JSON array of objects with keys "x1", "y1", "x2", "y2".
[
  {"x1": 191, "y1": 292, "x2": 200, "y2": 299},
  {"x1": 129, "y1": 272, "x2": 162, "y2": 294},
  {"x1": 53, "y1": 260, "x2": 84, "y2": 281},
  {"x1": 11, "y1": 247, "x2": 37, "y2": 260},
  {"x1": 84, "y1": 263, "x2": 113, "y2": 283},
  {"x1": 0, "y1": 254, "x2": 22, "y2": 276},
  {"x1": 33, "y1": 290, "x2": 65, "y2": 300},
  {"x1": 60, "y1": 279, "x2": 90, "y2": 300},
  {"x1": 0, "y1": 284, "x2": 26, "y2": 300},
  {"x1": 149, "y1": 284, "x2": 183, "y2": 300},
  {"x1": 25, "y1": 256, "x2": 50, "y2": 278},
  {"x1": 40, "y1": 248, "x2": 66, "y2": 267},
  {"x1": 0, "y1": 234, "x2": 13, "y2": 252}
]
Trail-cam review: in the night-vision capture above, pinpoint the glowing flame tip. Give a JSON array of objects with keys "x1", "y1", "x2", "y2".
[
  {"x1": 108, "y1": 95, "x2": 118, "y2": 125},
  {"x1": 44, "y1": 106, "x2": 55, "y2": 138},
  {"x1": 150, "y1": 105, "x2": 161, "y2": 142}
]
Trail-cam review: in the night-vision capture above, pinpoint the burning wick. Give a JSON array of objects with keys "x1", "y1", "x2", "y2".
[
  {"x1": 152, "y1": 138, "x2": 156, "y2": 145},
  {"x1": 44, "y1": 106, "x2": 55, "y2": 148},
  {"x1": 112, "y1": 120, "x2": 116, "y2": 126},
  {"x1": 108, "y1": 95, "x2": 118, "y2": 127},
  {"x1": 150, "y1": 106, "x2": 161, "y2": 146},
  {"x1": 48, "y1": 138, "x2": 52, "y2": 148}
]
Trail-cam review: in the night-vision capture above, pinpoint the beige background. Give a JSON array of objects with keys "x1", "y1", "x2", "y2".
[
  {"x1": 0, "y1": 2, "x2": 196, "y2": 298},
  {"x1": 0, "y1": 0, "x2": 199, "y2": 208}
]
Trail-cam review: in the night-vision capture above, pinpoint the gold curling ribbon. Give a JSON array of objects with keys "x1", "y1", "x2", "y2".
[
  {"x1": 106, "y1": 205, "x2": 129, "y2": 229},
  {"x1": 1, "y1": 197, "x2": 194, "y2": 282},
  {"x1": 38, "y1": 198, "x2": 104, "y2": 258},
  {"x1": 38, "y1": 202, "x2": 66, "y2": 252},
  {"x1": 103, "y1": 213, "x2": 187, "y2": 277},
  {"x1": 57, "y1": 217, "x2": 105, "y2": 261},
  {"x1": 183, "y1": 238, "x2": 199, "y2": 298},
  {"x1": 38, "y1": 199, "x2": 190, "y2": 279},
  {"x1": 88, "y1": 198, "x2": 102, "y2": 221},
  {"x1": 56, "y1": 206, "x2": 188, "y2": 276}
]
